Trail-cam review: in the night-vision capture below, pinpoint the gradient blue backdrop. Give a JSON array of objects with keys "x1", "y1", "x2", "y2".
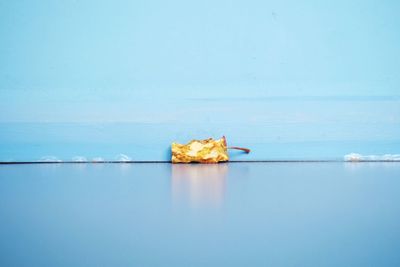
[{"x1": 1, "y1": 0, "x2": 399, "y2": 161}]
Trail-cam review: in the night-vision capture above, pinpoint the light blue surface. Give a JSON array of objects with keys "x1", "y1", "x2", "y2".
[
  {"x1": 0, "y1": 162, "x2": 400, "y2": 266},
  {"x1": 1, "y1": 0, "x2": 400, "y2": 161}
]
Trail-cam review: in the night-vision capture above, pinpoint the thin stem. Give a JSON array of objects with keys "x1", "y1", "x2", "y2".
[{"x1": 228, "y1": 147, "x2": 251, "y2": 153}]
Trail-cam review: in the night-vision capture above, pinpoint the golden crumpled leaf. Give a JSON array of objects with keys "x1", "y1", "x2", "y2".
[{"x1": 171, "y1": 136, "x2": 229, "y2": 163}]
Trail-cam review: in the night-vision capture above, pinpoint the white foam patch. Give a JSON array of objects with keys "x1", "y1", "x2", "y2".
[
  {"x1": 92, "y1": 157, "x2": 105, "y2": 162},
  {"x1": 72, "y1": 156, "x2": 87, "y2": 162},
  {"x1": 344, "y1": 153, "x2": 400, "y2": 162},
  {"x1": 39, "y1": 156, "x2": 62, "y2": 162},
  {"x1": 115, "y1": 154, "x2": 132, "y2": 162}
]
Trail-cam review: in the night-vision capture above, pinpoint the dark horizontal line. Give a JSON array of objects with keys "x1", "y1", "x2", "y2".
[
  {"x1": 0, "y1": 161, "x2": 171, "y2": 164},
  {"x1": 1, "y1": 160, "x2": 399, "y2": 164}
]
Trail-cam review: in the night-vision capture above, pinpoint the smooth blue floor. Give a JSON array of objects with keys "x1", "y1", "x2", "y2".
[{"x1": 0, "y1": 163, "x2": 399, "y2": 267}]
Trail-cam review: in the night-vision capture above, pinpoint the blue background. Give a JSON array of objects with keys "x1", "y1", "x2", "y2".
[{"x1": 1, "y1": 0, "x2": 399, "y2": 161}]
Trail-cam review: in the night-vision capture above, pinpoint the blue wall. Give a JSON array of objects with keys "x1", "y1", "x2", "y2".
[{"x1": 1, "y1": 0, "x2": 399, "y2": 161}]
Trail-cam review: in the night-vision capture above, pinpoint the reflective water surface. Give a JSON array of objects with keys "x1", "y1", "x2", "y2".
[{"x1": 0, "y1": 163, "x2": 399, "y2": 266}]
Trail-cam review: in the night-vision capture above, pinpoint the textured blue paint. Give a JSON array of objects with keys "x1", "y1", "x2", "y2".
[
  {"x1": 0, "y1": 120, "x2": 399, "y2": 161},
  {"x1": 1, "y1": 0, "x2": 400, "y2": 161},
  {"x1": 1, "y1": 163, "x2": 400, "y2": 266}
]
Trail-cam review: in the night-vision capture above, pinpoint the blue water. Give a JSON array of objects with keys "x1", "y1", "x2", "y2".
[{"x1": 0, "y1": 163, "x2": 399, "y2": 266}]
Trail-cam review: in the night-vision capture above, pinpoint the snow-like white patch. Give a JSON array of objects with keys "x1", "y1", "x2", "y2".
[
  {"x1": 72, "y1": 156, "x2": 87, "y2": 162},
  {"x1": 115, "y1": 154, "x2": 132, "y2": 162},
  {"x1": 344, "y1": 153, "x2": 400, "y2": 162},
  {"x1": 38, "y1": 156, "x2": 62, "y2": 162},
  {"x1": 344, "y1": 153, "x2": 362, "y2": 161},
  {"x1": 92, "y1": 157, "x2": 105, "y2": 163}
]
